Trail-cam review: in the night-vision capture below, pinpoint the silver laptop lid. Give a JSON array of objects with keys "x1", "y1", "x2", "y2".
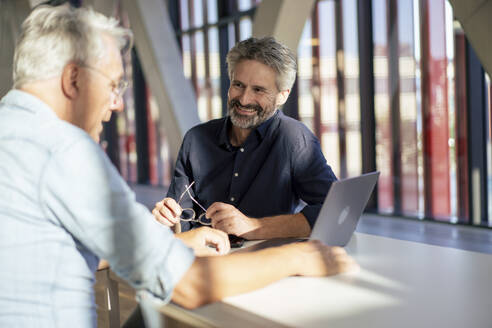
[{"x1": 310, "y1": 171, "x2": 380, "y2": 246}]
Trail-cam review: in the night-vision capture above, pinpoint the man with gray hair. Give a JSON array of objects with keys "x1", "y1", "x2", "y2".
[
  {"x1": 0, "y1": 5, "x2": 356, "y2": 327},
  {"x1": 154, "y1": 37, "x2": 337, "y2": 241}
]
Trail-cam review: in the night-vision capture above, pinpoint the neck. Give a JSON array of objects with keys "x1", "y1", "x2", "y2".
[
  {"x1": 229, "y1": 125, "x2": 252, "y2": 147},
  {"x1": 19, "y1": 80, "x2": 70, "y2": 122}
]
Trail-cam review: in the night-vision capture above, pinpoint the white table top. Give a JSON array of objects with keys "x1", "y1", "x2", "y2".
[{"x1": 166, "y1": 233, "x2": 492, "y2": 327}]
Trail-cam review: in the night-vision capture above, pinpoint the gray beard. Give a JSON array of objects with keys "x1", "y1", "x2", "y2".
[{"x1": 228, "y1": 106, "x2": 277, "y2": 129}]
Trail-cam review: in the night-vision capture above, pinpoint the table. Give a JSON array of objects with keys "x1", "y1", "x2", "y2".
[{"x1": 159, "y1": 233, "x2": 492, "y2": 328}]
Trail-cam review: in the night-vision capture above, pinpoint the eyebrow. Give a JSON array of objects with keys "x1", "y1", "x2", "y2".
[
  {"x1": 232, "y1": 80, "x2": 268, "y2": 92},
  {"x1": 252, "y1": 85, "x2": 267, "y2": 92}
]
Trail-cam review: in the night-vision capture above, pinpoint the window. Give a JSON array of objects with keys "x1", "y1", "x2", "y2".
[{"x1": 106, "y1": 0, "x2": 492, "y2": 228}]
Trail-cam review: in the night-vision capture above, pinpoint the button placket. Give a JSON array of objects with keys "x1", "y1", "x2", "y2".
[{"x1": 229, "y1": 147, "x2": 245, "y2": 204}]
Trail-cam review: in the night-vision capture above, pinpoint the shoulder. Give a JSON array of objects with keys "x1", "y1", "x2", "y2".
[
  {"x1": 46, "y1": 121, "x2": 103, "y2": 158},
  {"x1": 42, "y1": 124, "x2": 127, "y2": 195},
  {"x1": 182, "y1": 117, "x2": 226, "y2": 146},
  {"x1": 186, "y1": 117, "x2": 225, "y2": 137},
  {"x1": 275, "y1": 111, "x2": 318, "y2": 148},
  {"x1": 2, "y1": 109, "x2": 100, "y2": 161}
]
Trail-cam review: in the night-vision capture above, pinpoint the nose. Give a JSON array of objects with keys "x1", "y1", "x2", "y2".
[
  {"x1": 238, "y1": 87, "x2": 254, "y2": 105},
  {"x1": 110, "y1": 95, "x2": 125, "y2": 112}
]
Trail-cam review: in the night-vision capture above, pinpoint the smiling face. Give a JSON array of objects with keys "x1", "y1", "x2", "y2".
[
  {"x1": 73, "y1": 36, "x2": 125, "y2": 142},
  {"x1": 227, "y1": 59, "x2": 288, "y2": 129}
]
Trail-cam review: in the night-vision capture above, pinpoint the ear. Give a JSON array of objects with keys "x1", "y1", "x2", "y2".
[
  {"x1": 275, "y1": 89, "x2": 290, "y2": 107},
  {"x1": 61, "y1": 62, "x2": 80, "y2": 100}
]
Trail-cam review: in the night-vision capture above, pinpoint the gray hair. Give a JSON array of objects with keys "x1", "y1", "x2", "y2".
[
  {"x1": 226, "y1": 37, "x2": 297, "y2": 91},
  {"x1": 13, "y1": 4, "x2": 133, "y2": 88}
]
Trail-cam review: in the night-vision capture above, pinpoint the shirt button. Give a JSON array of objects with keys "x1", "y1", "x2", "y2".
[
  {"x1": 234, "y1": 172, "x2": 239, "y2": 177},
  {"x1": 230, "y1": 197, "x2": 235, "y2": 202},
  {"x1": 240, "y1": 148, "x2": 244, "y2": 152}
]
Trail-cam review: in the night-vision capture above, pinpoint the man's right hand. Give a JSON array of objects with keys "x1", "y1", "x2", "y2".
[
  {"x1": 176, "y1": 226, "x2": 230, "y2": 256},
  {"x1": 152, "y1": 197, "x2": 182, "y2": 227},
  {"x1": 287, "y1": 240, "x2": 359, "y2": 276}
]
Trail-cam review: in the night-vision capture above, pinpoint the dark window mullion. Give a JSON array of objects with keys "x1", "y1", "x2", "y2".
[
  {"x1": 387, "y1": 0, "x2": 402, "y2": 215},
  {"x1": 358, "y1": 0, "x2": 377, "y2": 210},
  {"x1": 465, "y1": 40, "x2": 488, "y2": 225},
  {"x1": 202, "y1": 0, "x2": 213, "y2": 119},
  {"x1": 168, "y1": 0, "x2": 182, "y2": 48},
  {"x1": 132, "y1": 48, "x2": 150, "y2": 184},
  {"x1": 218, "y1": 0, "x2": 233, "y2": 116},
  {"x1": 335, "y1": 0, "x2": 347, "y2": 178},
  {"x1": 188, "y1": 0, "x2": 199, "y2": 93},
  {"x1": 312, "y1": 2, "x2": 322, "y2": 140}
]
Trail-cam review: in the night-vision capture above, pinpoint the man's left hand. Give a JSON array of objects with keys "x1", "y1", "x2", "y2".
[{"x1": 206, "y1": 202, "x2": 260, "y2": 239}]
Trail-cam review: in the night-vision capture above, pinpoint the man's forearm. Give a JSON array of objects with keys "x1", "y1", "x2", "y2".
[
  {"x1": 171, "y1": 240, "x2": 358, "y2": 309},
  {"x1": 243, "y1": 212, "x2": 311, "y2": 240},
  {"x1": 171, "y1": 245, "x2": 298, "y2": 308}
]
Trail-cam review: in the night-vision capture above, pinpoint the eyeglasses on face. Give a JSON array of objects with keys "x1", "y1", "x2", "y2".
[
  {"x1": 81, "y1": 65, "x2": 129, "y2": 100},
  {"x1": 177, "y1": 181, "x2": 212, "y2": 226}
]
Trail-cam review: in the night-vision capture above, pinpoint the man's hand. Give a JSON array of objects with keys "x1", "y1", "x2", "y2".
[
  {"x1": 288, "y1": 240, "x2": 359, "y2": 276},
  {"x1": 152, "y1": 197, "x2": 181, "y2": 227},
  {"x1": 176, "y1": 226, "x2": 231, "y2": 256},
  {"x1": 206, "y1": 202, "x2": 260, "y2": 239},
  {"x1": 97, "y1": 259, "x2": 109, "y2": 270}
]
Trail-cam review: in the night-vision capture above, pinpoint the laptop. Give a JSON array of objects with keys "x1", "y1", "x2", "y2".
[{"x1": 238, "y1": 171, "x2": 380, "y2": 252}]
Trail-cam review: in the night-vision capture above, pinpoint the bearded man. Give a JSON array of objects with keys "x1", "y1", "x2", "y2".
[{"x1": 153, "y1": 37, "x2": 337, "y2": 240}]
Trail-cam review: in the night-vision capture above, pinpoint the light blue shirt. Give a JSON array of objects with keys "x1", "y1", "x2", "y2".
[{"x1": 0, "y1": 90, "x2": 195, "y2": 327}]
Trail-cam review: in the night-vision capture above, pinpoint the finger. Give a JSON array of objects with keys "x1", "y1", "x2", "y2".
[
  {"x1": 201, "y1": 226, "x2": 228, "y2": 239},
  {"x1": 162, "y1": 198, "x2": 183, "y2": 217},
  {"x1": 213, "y1": 218, "x2": 236, "y2": 235},
  {"x1": 333, "y1": 256, "x2": 360, "y2": 274},
  {"x1": 328, "y1": 246, "x2": 347, "y2": 256},
  {"x1": 152, "y1": 209, "x2": 175, "y2": 227},
  {"x1": 154, "y1": 201, "x2": 164, "y2": 210},
  {"x1": 210, "y1": 212, "x2": 224, "y2": 228},
  {"x1": 319, "y1": 246, "x2": 358, "y2": 274},
  {"x1": 192, "y1": 246, "x2": 219, "y2": 257},
  {"x1": 204, "y1": 230, "x2": 231, "y2": 255},
  {"x1": 206, "y1": 202, "x2": 231, "y2": 218},
  {"x1": 209, "y1": 209, "x2": 236, "y2": 227},
  {"x1": 158, "y1": 206, "x2": 180, "y2": 224},
  {"x1": 212, "y1": 219, "x2": 228, "y2": 233},
  {"x1": 307, "y1": 239, "x2": 323, "y2": 246},
  {"x1": 152, "y1": 208, "x2": 162, "y2": 221}
]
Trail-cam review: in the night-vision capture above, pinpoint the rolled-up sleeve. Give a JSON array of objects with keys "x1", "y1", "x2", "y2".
[
  {"x1": 292, "y1": 132, "x2": 337, "y2": 228},
  {"x1": 40, "y1": 137, "x2": 194, "y2": 301}
]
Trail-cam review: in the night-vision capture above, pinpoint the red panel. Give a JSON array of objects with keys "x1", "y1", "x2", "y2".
[
  {"x1": 373, "y1": 0, "x2": 394, "y2": 212},
  {"x1": 420, "y1": 0, "x2": 451, "y2": 219},
  {"x1": 146, "y1": 87, "x2": 159, "y2": 186},
  {"x1": 454, "y1": 32, "x2": 469, "y2": 223}
]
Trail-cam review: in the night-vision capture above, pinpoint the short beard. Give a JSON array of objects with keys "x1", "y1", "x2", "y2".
[{"x1": 228, "y1": 99, "x2": 277, "y2": 129}]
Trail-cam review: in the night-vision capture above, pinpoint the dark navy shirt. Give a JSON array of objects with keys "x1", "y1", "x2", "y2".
[{"x1": 167, "y1": 110, "x2": 337, "y2": 232}]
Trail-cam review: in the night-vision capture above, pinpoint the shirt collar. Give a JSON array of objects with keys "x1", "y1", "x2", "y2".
[
  {"x1": 218, "y1": 116, "x2": 232, "y2": 149},
  {"x1": 1, "y1": 89, "x2": 59, "y2": 120},
  {"x1": 217, "y1": 110, "x2": 281, "y2": 149},
  {"x1": 256, "y1": 110, "x2": 280, "y2": 139}
]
